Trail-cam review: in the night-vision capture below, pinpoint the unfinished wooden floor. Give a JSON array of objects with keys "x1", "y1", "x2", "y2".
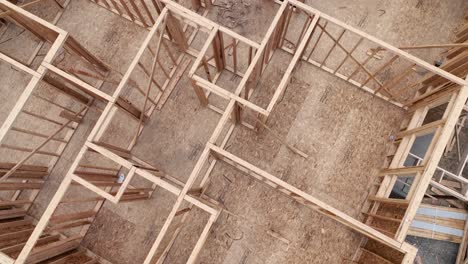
[{"x1": 0, "y1": 0, "x2": 467, "y2": 263}]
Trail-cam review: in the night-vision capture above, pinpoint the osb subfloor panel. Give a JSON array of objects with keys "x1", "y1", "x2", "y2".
[
  {"x1": 160, "y1": 60, "x2": 401, "y2": 263},
  {"x1": 0, "y1": 0, "x2": 466, "y2": 263}
]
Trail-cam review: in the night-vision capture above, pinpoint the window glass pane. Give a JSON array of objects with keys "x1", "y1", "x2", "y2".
[{"x1": 404, "y1": 133, "x2": 435, "y2": 166}]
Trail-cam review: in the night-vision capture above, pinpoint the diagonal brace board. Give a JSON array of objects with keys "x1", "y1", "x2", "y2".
[{"x1": 208, "y1": 143, "x2": 416, "y2": 254}]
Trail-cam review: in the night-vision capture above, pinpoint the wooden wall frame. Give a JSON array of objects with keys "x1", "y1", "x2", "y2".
[
  {"x1": 0, "y1": 1, "x2": 113, "y2": 263},
  {"x1": 2, "y1": 0, "x2": 467, "y2": 263},
  {"x1": 2, "y1": 3, "x2": 220, "y2": 263}
]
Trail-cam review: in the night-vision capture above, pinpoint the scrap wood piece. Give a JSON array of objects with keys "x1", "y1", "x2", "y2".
[{"x1": 266, "y1": 229, "x2": 290, "y2": 246}]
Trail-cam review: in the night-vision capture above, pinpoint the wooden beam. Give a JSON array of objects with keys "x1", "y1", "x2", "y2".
[
  {"x1": 43, "y1": 63, "x2": 113, "y2": 102},
  {"x1": 73, "y1": 171, "x2": 118, "y2": 181},
  {"x1": 360, "y1": 248, "x2": 394, "y2": 264},
  {"x1": 429, "y1": 180, "x2": 468, "y2": 202},
  {"x1": 378, "y1": 166, "x2": 425, "y2": 176},
  {"x1": 49, "y1": 210, "x2": 95, "y2": 224},
  {"x1": 156, "y1": 57, "x2": 191, "y2": 110},
  {"x1": 1, "y1": 105, "x2": 88, "y2": 180},
  {"x1": 131, "y1": 16, "x2": 168, "y2": 146},
  {"x1": 60, "y1": 197, "x2": 105, "y2": 204},
  {"x1": 209, "y1": 143, "x2": 411, "y2": 252},
  {"x1": 374, "y1": 63, "x2": 415, "y2": 96},
  {"x1": 11, "y1": 127, "x2": 68, "y2": 144},
  {"x1": 0, "y1": 227, "x2": 34, "y2": 242},
  {"x1": 166, "y1": 13, "x2": 188, "y2": 51},
  {"x1": 362, "y1": 212, "x2": 402, "y2": 223},
  {"x1": 367, "y1": 196, "x2": 410, "y2": 206},
  {"x1": 267, "y1": 13, "x2": 320, "y2": 114},
  {"x1": 186, "y1": 212, "x2": 219, "y2": 263},
  {"x1": 456, "y1": 217, "x2": 468, "y2": 264},
  {"x1": 91, "y1": 141, "x2": 132, "y2": 160},
  {"x1": 399, "y1": 43, "x2": 468, "y2": 50},
  {"x1": 0, "y1": 200, "x2": 32, "y2": 208},
  {"x1": 32, "y1": 93, "x2": 78, "y2": 115},
  {"x1": 48, "y1": 219, "x2": 92, "y2": 232},
  {"x1": 0, "y1": 52, "x2": 40, "y2": 77},
  {"x1": 395, "y1": 84, "x2": 468, "y2": 242},
  {"x1": 211, "y1": 31, "x2": 225, "y2": 71},
  {"x1": 1, "y1": 235, "x2": 60, "y2": 255},
  {"x1": 0, "y1": 163, "x2": 47, "y2": 172},
  {"x1": 42, "y1": 74, "x2": 90, "y2": 104},
  {"x1": 15, "y1": 176, "x2": 73, "y2": 262},
  {"x1": 116, "y1": 96, "x2": 148, "y2": 121},
  {"x1": 0, "y1": 208, "x2": 26, "y2": 220},
  {"x1": 47, "y1": 248, "x2": 85, "y2": 264},
  {"x1": 191, "y1": 75, "x2": 269, "y2": 116},
  {"x1": 0, "y1": 252, "x2": 14, "y2": 264},
  {"x1": 0, "y1": 1, "x2": 60, "y2": 43},
  {"x1": 288, "y1": 0, "x2": 468, "y2": 88},
  {"x1": 20, "y1": 110, "x2": 74, "y2": 129},
  {"x1": 59, "y1": 110, "x2": 82, "y2": 123},
  {"x1": 0, "y1": 182, "x2": 43, "y2": 190},
  {"x1": 71, "y1": 181, "x2": 121, "y2": 187},
  {"x1": 396, "y1": 119, "x2": 446, "y2": 139},
  {"x1": 26, "y1": 236, "x2": 82, "y2": 264},
  {"x1": 0, "y1": 218, "x2": 33, "y2": 229},
  {"x1": 64, "y1": 36, "x2": 108, "y2": 72},
  {"x1": 0, "y1": 169, "x2": 47, "y2": 179}
]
